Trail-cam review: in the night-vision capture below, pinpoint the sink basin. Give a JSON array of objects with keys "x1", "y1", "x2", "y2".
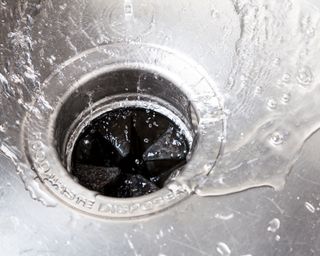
[{"x1": 1, "y1": 0, "x2": 320, "y2": 255}]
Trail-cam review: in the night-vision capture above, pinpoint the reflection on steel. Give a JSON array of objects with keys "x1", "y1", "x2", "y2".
[{"x1": 1, "y1": 0, "x2": 320, "y2": 255}]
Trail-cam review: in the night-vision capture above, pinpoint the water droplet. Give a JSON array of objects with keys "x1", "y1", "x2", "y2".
[
  {"x1": 270, "y1": 132, "x2": 284, "y2": 145},
  {"x1": 267, "y1": 99, "x2": 277, "y2": 110},
  {"x1": 214, "y1": 213, "x2": 234, "y2": 220},
  {"x1": 218, "y1": 136, "x2": 225, "y2": 142},
  {"x1": 281, "y1": 93, "x2": 291, "y2": 104},
  {"x1": 267, "y1": 218, "x2": 280, "y2": 232},
  {"x1": 144, "y1": 138, "x2": 149, "y2": 143},
  {"x1": 216, "y1": 242, "x2": 231, "y2": 256},
  {"x1": 305, "y1": 202, "x2": 315, "y2": 213},
  {"x1": 211, "y1": 8, "x2": 219, "y2": 18},
  {"x1": 273, "y1": 57, "x2": 281, "y2": 66},
  {"x1": 296, "y1": 66, "x2": 313, "y2": 86},
  {"x1": 300, "y1": 16, "x2": 316, "y2": 38},
  {"x1": 227, "y1": 77, "x2": 235, "y2": 88},
  {"x1": 147, "y1": 152, "x2": 155, "y2": 158},
  {"x1": 275, "y1": 235, "x2": 281, "y2": 241},
  {"x1": 59, "y1": 3, "x2": 67, "y2": 10},
  {"x1": 306, "y1": 27, "x2": 315, "y2": 38},
  {"x1": 282, "y1": 73, "x2": 291, "y2": 83},
  {"x1": 0, "y1": 0, "x2": 8, "y2": 7},
  {"x1": 0, "y1": 124, "x2": 7, "y2": 133},
  {"x1": 255, "y1": 86, "x2": 263, "y2": 95},
  {"x1": 124, "y1": 2, "x2": 133, "y2": 16}
]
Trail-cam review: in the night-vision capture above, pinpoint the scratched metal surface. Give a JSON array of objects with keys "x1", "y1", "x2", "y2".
[{"x1": 1, "y1": 0, "x2": 320, "y2": 255}]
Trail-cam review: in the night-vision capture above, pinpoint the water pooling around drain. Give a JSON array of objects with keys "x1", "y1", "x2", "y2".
[
  {"x1": 71, "y1": 107, "x2": 189, "y2": 198},
  {"x1": 0, "y1": 0, "x2": 320, "y2": 211}
]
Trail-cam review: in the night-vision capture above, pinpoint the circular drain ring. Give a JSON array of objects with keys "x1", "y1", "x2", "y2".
[{"x1": 22, "y1": 44, "x2": 223, "y2": 218}]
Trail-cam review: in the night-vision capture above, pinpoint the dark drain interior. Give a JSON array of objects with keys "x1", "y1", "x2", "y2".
[{"x1": 71, "y1": 107, "x2": 189, "y2": 198}]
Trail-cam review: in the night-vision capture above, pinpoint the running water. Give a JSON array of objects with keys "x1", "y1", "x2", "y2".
[
  {"x1": 0, "y1": 0, "x2": 57, "y2": 206},
  {"x1": 1, "y1": 0, "x2": 320, "y2": 205},
  {"x1": 196, "y1": 0, "x2": 320, "y2": 196}
]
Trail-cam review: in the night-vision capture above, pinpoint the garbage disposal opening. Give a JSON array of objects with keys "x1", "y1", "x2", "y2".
[{"x1": 53, "y1": 68, "x2": 199, "y2": 198}]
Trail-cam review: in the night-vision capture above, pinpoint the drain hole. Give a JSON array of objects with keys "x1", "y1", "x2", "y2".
[{"x1": 71, "y1": 107, "x2": 189, "y2": 198}]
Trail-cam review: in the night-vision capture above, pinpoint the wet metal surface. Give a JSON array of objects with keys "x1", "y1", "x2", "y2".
[
  {"x1": 1, "y1": 0, "x2": 320, "y2": 255},
  {"x1": 71, "y1": 107, "x2": 189, "y2": 197}
]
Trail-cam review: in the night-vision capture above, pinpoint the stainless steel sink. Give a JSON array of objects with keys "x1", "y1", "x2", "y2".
[{"x1": 1, "y1": 0, "x2": 320, "y2": 255}]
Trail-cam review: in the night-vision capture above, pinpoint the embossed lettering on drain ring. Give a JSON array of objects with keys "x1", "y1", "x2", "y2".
[{"x1": 23, "y1": 44, "x2": 223, "y2": 218}]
